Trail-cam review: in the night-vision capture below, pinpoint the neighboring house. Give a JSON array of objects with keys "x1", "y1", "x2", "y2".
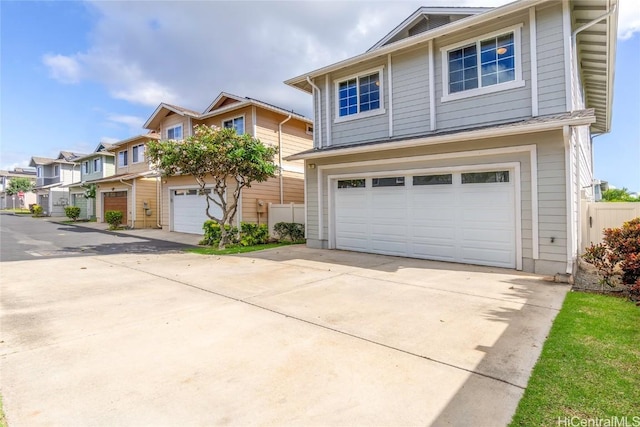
[
  {"x1": 0, "y1": 168, "x2": 37, "y2": 209},
  {"x1": 85, "y1": 133, "x2": 160, "y2": 228},
  {"x1": 285, "y1": 0, "x2": 617, "y2": 277},
  {"x1": 29, "y1": 151, "x2": 85, "y2": 216},
  {"x1": 66, "y1": 142, "x2": 117, "y2": 220},
  {"x1": 143, "y1": 92, "x2": 313, "y2": 234}
]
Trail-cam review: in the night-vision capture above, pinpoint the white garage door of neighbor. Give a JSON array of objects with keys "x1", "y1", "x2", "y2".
[
  {"x1": 334, "y1": 170, "x2": 516, "y2": 268},
  {"x1": 171, "y1": 189, "x2": 222, "y2": 234}
]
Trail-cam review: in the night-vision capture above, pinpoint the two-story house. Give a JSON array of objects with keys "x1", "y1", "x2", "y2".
[
  {"x1": 66, "y1": 142, "x2": 116, "y2": 220},
  {"x1": 85, "y1": 133, "x2": 160, "y2": 228},
  {"x1": 143, "y1": 92, "x2": 312, "y2": 234},
  {"x1": 0, "y1": 168, "x2": 37, "y2": 209},
  {"x1": 285, "y1": 0, "x2": 617, "y2": 277},
  {"x1": 29, "y1": 151, "x2": 85, "y2": 216}
]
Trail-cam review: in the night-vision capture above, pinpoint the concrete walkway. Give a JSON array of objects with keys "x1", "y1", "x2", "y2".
[{"x1": 0, "y1": 246, "x2": 570, "y2": 426}]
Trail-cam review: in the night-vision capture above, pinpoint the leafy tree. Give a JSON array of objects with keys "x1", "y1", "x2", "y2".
[
  {"x1": 83, "y1": 183, "x2": 97, "y2": 199},
  {"x1": 147, "y1": 124, "x2": 278, "y2": 249},
  {"x1": 602, "y1": 188, "x2": 639, "y2": 202},
  {"x1": 6, "y1": 177, "x2": 34, "y2": 195}
]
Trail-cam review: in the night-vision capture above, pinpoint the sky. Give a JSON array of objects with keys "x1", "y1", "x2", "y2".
[{"x1": 1, "y1": 0, "x2": 639, "y2": 191}]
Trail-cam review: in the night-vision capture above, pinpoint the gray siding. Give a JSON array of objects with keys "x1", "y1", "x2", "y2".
[
  {"x1": 535, "y1": 3, "x2": 567, "y2": 115},
  {"x1": 392, "y1": 46, "x2": 431, "y2": 137}
]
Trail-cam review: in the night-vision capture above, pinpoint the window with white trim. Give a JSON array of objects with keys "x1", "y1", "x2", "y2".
[
  {"x1": 223, "y1": 116, "x2": 245, "y2": 134},
  {"x1": 54, "y1": 165, "x2": 60, "y2": 176},
  {"x1": 336, "y1": 69, "x2": 382, "y2": 119},
  {"x1": 82, "y1": 161, "x2": 89, "y2": 174},
  {"x1": 441, "y1": 25, "x2": 523, "y2": 101},
  {"x1": 37, "y1": 166, "x2": 42, "y2": 178},
  {"x1": 93, "y1": 158, "x2": 101, "y2": 172},
  {"x1": 132, "y1": 144, "x2": 145, "y2": 163},
  {"x1": 166, "y1": 124, "x2": 183, "y2": 140},
  {"x1": 118, "y1": 150, "x2": 128, "y2": 167}
]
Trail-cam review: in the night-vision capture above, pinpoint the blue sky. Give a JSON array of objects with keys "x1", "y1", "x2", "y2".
[{"x1": 1, "y1": 0, "x2": 639, "y2": 191}]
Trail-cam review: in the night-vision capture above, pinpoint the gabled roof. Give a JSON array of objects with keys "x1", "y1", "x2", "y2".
[
  {"x1": 108, "y1": 132, "x2": 160, "y2": 150},
  {"x1": 73, "y1": 142, "x2": 116, "y2": 161},
  {"x1": 29, "y1": 156, "x2": 55, "y2": 166},
  {"x1": 143, "y1": 92, "x2": 312, "y2": 130},
  {"x1": 368, "y1": 6, "x2": 490, "y2": 52}
]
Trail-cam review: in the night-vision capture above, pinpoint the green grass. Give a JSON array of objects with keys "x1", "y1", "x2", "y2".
[
  {"x1": 1, "y1": 208, "x2": 30, "y2": 214},
  {"x1": 510, "y1": 292, "x2": 640, "y2": 426},
  {"x1": 186, "y1": 241, "x2": 301, "y2": 255}
]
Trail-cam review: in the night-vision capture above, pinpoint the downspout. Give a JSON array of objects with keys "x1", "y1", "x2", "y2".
[
  {"x1": 570, "y1": 4, "x2": 617, "y2": 111},
  {"x1": 278, "y1": 114, "x2": 292, "y2": 204},
  {"x1": 563, "y1": 126, "x2": 575, "y2": 276},
  {"x1": 119, "y1": 178, "x2": 134, "y2": 228},
  {"x1": 156, "y1": 176, "x2": 162, "y2": 228},
  {"x1": 306, "y1": 76, "x2": 322, "y2": 149}
]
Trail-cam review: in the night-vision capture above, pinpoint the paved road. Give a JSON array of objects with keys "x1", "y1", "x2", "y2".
[{"x1": 0, "y1": 213, "x2": 192, "y2": 261}]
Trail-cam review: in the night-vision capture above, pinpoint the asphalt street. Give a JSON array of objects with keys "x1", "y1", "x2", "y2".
[{"x1": 0, "y1": 213, "x2": 193, "y2": 262}]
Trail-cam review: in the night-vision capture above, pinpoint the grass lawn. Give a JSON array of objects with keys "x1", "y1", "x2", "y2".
[
  {"x1": 186, "y1": 241, "x2": 302, "y2": 255},
  {"x1": 510, "y1": 292, "x2": 640, "y2": 426},
  {"x1": 1, "y1": 208, "x2": 30, "y2": 214}
]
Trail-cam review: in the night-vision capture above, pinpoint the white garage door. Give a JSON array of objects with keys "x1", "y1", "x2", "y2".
[
  {"x1": 334, "y1": 170, "x2": 516, "y2": 268},
  {"x1": 171, "y1": 189, "x2": 222, "y2": 234}
]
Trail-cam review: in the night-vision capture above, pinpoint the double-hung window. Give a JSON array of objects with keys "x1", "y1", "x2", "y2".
[
  {"x1": 93, "y1": 158, "x2": 101, "y2": 172},
  {"x1": 54, "y1": 165, "x2": 60, "y2": 176},
  {"x1": 335, "y1": 67, "x2": 384, "y2": 121},
  {"x1": 118, "y1": 150, "x2": 128, "y2": 167},
  {"x1": 132, "y1": 144, "x2": 145, "y2": 163},
  {"x1": 223, "y1": 116, "x2": 245, "y2": 134},
  {"x1": 166, "y1": 125, "x2": 183, "y2": 140},
  {"x1": 442, "y1": 25, "x2": 523, "y2": 101},
  {"x1": 82, "y1": 161, "x2": 89, "y2": 174}
]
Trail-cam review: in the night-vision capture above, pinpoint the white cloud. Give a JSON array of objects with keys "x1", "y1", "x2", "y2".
[
  {"x1": 618, "y1": 0, "x2": 640, "y2": 39},
  {"x1": 100, "y1": 137, "x2": 120, "y2": 144},
  {"x1": 106, "y1": 114, "x2": 145, "y2": 130},
  {"x1": 42, "y1": 53, "x2": 82, "y2": 84}
]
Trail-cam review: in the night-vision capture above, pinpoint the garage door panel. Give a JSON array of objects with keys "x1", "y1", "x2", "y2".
[
  {"x1": 172, "y1": 190, "x2": 223, "y2": 234},
  {"x1": 334, "y1": 170, "x2": 516, "y2": 269}
]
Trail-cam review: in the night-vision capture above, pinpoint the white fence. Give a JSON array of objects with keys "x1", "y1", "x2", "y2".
[
  {"x1": 581, "y1": 202, "x2": 640, "y2": 251},
  {"x1": 268, "y1": 203, "x2": 305, "y2": 236}
]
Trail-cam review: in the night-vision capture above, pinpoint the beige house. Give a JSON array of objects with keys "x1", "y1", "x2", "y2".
[
  {"x1": 143, "y1": 92, "x2": 312, "y2": 234},
  {"x1": 86, "y1": 133, "x2": 160, "y2": 228},
  {"x1": 0, "y1": 168, "x2": 37, "y2": 209}
]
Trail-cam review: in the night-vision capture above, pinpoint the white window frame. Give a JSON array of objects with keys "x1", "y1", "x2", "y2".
[
  {"x1": 93, "y1": 158, "x2": 101, "y2": 173},
  {"x1": 118, "y1": 150, "x2": 128, "y2": 167},
  {"x1": 37, "y1": 166, "x2": 42, "y2": 177},
  {"x1": 440, "y1": 24, "x2": 524, "y2": 103},
  {"x1": 82, "y1": 161, "x2": 89, "y2": 174},
  {"x1": 334, "y1": 66, "x2": 386, "y2": 124},
  {"x1": 132, "y1": 144, "x2": 145, "y2": 164},
  {"x1": 222, "y1": 115, "x2": 246, "y2": 135},
  {"x1": 166, "y1": 124, "x2": 183, "y2": 140},
  {"x1": 54, "y1": 165, "x2": 60, "y2": 176}
]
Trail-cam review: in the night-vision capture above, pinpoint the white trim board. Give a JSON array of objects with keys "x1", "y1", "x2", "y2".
[{"x1": 316, "y1": 144, "x2": 539, "y2": 260}]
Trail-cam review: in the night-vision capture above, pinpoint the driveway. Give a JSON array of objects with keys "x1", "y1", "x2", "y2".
[{"x1": 0, "y1": 246, "x2": 569, "y2": 426}]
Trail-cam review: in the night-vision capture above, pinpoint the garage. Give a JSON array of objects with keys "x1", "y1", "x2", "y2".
[
  {"x1": 103, "y1": 191, "x2": 128, "y2": 225},
  {"x1": 171, "y1": 188, "x2": 222, "y2": 234},
  {"x1": 333, "y1": 169, "x2": 516, "y2": 268},
  {"x1": 72, "y1": 193, "x2": 88, "y2": 219}
]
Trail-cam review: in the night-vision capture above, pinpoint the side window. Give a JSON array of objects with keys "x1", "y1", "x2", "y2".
[
  {"x1": 223, "y1": 116, "x2": 245, "y2": 134},
  {"x1": 166, "y1": 125, "x2": 183, "y2": 140}
]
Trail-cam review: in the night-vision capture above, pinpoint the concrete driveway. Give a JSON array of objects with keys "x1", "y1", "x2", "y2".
[{"x1": 0, "y1": 246, "x2": 569, "y2": 426}]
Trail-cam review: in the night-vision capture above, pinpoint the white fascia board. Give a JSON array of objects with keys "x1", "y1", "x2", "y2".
[
  {"x1": 284, "y1": 0, "x2": 549, "y2": 92},
  {"x1": 287, "y1": 115, "x2": 595, "y2": 161},
  {"x1": 203, "y1": 92, "x2": 246, "y2": 114}
]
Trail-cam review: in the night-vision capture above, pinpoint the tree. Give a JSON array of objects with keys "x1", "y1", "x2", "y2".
[
  {"x1": 147, "y1": 124, "x2": 278, "y2": 249},
  {"x1": 602, "y1": 188, "x2": 639, "y2": 202},
  {"x1": 6, "y1": 177, "x2": 34, "y2": 195}
]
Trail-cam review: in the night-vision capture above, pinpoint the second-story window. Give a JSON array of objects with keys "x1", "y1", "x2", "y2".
[
  {"x1": 166, "y1": 124, "x2": 183, "y2": 140},
  {"x1": 441, "y1": 25, "x2": 523, "y2": 102},
  {"x1": 118, "y1": 150, "x2": 128, "y2": 167},
  {"x1": 82, "y1": 161, "x2": 89, "y2": 174},
  {"x1": 93, "y1": 158, "x2": 101, "y2": 172},
  {"x1": 334, "y1": 67, "x2": 384, "y2": 121},
  {"x1": 54, "y1": 165, "x2": 60, "y2": 176},
  {"x1": 223, "y1": 116, "x2": 245, "y2": 134},
  {"x1": 132, "y1": 144, "x2": 145, "y2": 163},
  {"x1": 37, "y1": 166, "x2": 42, "y2": 178}
]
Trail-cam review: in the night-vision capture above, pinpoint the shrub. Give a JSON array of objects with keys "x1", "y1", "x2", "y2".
[
  {"x1": 105, "y1": 210, "x2": 124, "y2": 230},
  {"x1": 30, "y1": 204, "x2": 43, "y2": 216},
  {"x1": 273, "y1": 222, "x2": 305, "y2": 242},
  {"x1": 201, "y1": 220, "x2": 238, "y2": 246},
  {"x1": 64, "y1": 206, "x2": 81, "y2": 221},
  {"x1": 239, "y1": 222, "x2": 269, "y2": 247},
  {"x1": 582, "y1": 217, "x2": 640, "y2": 300}
]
